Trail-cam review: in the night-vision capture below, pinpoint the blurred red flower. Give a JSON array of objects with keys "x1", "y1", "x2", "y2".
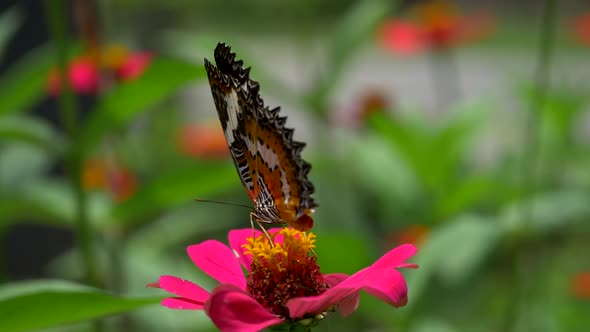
[
  {"x1": 82, "y1": 159, "x2": 138, "y2": 203},
  {"x1": 46, "y1": 44, "x2": 153, "y2": 96},
  {"x1": 107, "y1": 168, "x2": 138, "y2": 203},
  {"x1": 572, "y1": 13, "x2": 590, "y2": 46},
  {"x1": 570, "y1": 271, "x2": 590, "y2": 299},
  {"x1": 378, "y1": 0, "x2": 494, "y2": 54},
  {"x1": 177, "y1": 123, "x2": 229, "y2": 159}
]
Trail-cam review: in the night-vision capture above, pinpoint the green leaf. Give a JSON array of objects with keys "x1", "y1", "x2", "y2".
[
  {"x1": 434, "y1": 216, "x2": 500, "y2": 284},
  {"x1": 411, "y1": 318, "x2": 457, "y2": 332},
  {"x1": 81, "y1": 58, "x2": 206, "y2": 151},
  {"x1": 367, "y1": 112, "x2": 435, "y2": 188},
  {"x1": 0, "y1": 143, "x2": 53, "y2": 190},
  {"x1": 434, "y1": 177, "x2": 498, "y2": 220},
  {"x1": 0, "y1": 115, "x2": 65, "y2": 153},
  {"x1": 406, "y1": 215, "x2": 500, "y2": 307},
  {"x1": 0, "y1": 45, "x2": 54, "y2": 115},
  {"x1": 0, "y1": 179, "x2": 110, "y2": 229},
  {"x1": 499, "y1": 190, "x2": 590, "y2": 233},
  {"x1": 112, "y1": 162, "x2": 238, "y2": 226},
  {"x1": 126, "y1": 203, "x2": 240, "y2": 252},
  {"x1": 315, "y1": 233, "x2": 370, "y2": 275},
  {"x1": 0, "y1": 280, "x2": 159, "y2": 332},
  {"x1": 0, "y1": 6, "x2": 22, "y2": 60},
  {"x1": 347, "y1": 132, "x2": 422, "y2": 217}
]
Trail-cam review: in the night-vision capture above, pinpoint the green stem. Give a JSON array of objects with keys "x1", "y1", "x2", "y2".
[
  {"x1": 45, "y1": 0, "x2": 100, "y2": 290},
  {"x1": 508, "y1": 0, "x2": 558, "y2": 331},
  {"x1": 520, "y1": 0, "x2": 557, "y2": 222}
]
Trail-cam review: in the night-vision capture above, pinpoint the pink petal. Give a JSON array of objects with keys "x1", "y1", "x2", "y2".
[
  {"x1": 371, "y1": 244, "x2": 418, "y2": 270},
  {"x1": 228, "y1": 228, "x2": 262, "y2": 270},
  {"x1": 187, "y1": 240, "x2": 247, "y2": 290},
  {"x1": 205, "y1": 284, "x2": 284, "y2": 332},
  {"x1": 162, "y1": 297, "x2": 205, "y2": 310},
  {"x1": 325, "y1": 273, "x2": 359, "y2": 317},
  {"x1": 288, "y1": 244, "x2": 418, "y2": 318},
  {"x1": 287, "y1": 287, "x2": 359, "y2": 318},
  {"x1": 362, "y1": 269, "x2": 408, "y2": 307},
  {"x1": 325, "y1": 273, "x2": 349, "y2": 287},
  {"x1": 158, "y1": 275, "x2": 210, "y2": 304}
]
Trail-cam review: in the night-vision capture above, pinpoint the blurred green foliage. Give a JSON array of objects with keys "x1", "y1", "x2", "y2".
[{"x1": 1, "y1": 0, "x2": 590, "y2": 331}]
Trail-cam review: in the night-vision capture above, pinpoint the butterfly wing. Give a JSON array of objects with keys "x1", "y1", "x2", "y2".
[
  {"x1": 205, "y1": 43, "x2": 317, "y2": 230},
  {"x1": 204, "y1": 50, "x2": 260, "y2": 203}
]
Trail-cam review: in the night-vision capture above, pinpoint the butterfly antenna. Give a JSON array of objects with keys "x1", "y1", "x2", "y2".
[{"x1": 195, "y1": 198, "x2": 253, "y2": 210}]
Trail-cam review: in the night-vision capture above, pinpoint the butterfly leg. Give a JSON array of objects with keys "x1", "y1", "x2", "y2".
[{"x1": 250, "y1": 212, "x2": 274, "y2": 246}]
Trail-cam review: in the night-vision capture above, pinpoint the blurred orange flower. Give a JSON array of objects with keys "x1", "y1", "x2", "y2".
[
  {"x1": 357, "y1": 91, "x2": 389, "y2": 122},
  {"x1": 378, "y1": 0, "x2": 494, "y2": 54},
  {"x1": 46, "y1": 44, "x2": 153, "y2": 96},
  {"x1": 82, "y1": 159, "x2": 137, "y2": 203},
  {"x1": 570, "y1": 271, "x2": 590, "y2": 299},
  {"x1": 82, "y1": 159, "x2": 107, "y2": 190},
  {"x1": 177, "y1": 123, "x2": 229, "y2": 159},
  {"x1": 334, "y1": 90, "x2": 391, "y2": 128},
  {"x1": 572, "y1": 13, "x2": 590, "y2": 46},
  {"x1": 385, "y1": 224, "x2": 430, "y2": 249}
]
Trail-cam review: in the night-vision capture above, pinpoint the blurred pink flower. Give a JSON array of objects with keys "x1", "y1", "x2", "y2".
[
  {"x1": 378, "y1": 0, "x2": 494, "y2": 54},
  {"x1": 116, "y1": 51, "x2": 153, "y2": 81},
  {"x1": 46, "y1": 45, "x2": 153, "y2": 96},
  {"x1": 149, "y1": 228, "x2": 418, "y2": 332},
  {"x1": 46, "y1": 56, "x2": 100, "y2": 96},
  {"x1": 572, "y1": 13, "x2": 590, "y2": 46}
]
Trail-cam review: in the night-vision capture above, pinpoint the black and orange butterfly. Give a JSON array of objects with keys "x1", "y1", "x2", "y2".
[{"x1": 204, "y1": 43, "x2": 317, "y2": 232}]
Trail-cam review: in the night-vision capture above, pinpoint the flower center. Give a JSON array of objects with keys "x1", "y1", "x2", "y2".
[{"x1": 243, "y1": 228, "x2": 328, "y2": 318}]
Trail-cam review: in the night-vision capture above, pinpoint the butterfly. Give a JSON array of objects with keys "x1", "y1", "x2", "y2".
[{"x1": 204, "y1": 42, "x2": 317, "y2": 232}]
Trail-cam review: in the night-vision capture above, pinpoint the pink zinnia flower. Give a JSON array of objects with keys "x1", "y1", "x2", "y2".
[{"x1": 149, "y1": 228, "x2": 418, "y2": 331}]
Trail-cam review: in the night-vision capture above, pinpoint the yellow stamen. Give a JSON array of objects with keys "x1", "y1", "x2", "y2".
[
  {"x1": 243, "y1": 228, "x2": 327, "y2": 317},
  {"x1": 243, "y1": 228, "x2": 316, "y2": 269}
]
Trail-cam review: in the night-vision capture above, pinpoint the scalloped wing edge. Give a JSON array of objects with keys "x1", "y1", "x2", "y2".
[{"x1": 208, "y1": 42, "x2": 317, "y2": 211}]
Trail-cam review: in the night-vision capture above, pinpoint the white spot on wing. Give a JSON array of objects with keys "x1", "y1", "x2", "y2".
[{"x1": 223, "y1": 90, "x2": 241, "y2": 145}]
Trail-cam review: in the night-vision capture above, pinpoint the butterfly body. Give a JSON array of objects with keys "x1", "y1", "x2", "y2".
[{"x1": 204, "y1": 43, "x2": 316, "y2": 231}]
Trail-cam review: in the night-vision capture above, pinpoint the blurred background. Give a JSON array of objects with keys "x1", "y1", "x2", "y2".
[{"x1": 1, "y1": 0, "x2": 589, "y2": 331}]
